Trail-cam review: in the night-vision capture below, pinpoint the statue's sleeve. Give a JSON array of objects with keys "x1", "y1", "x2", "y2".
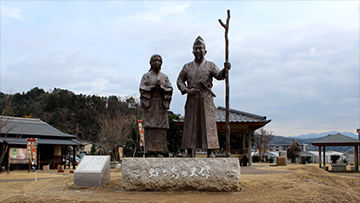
[
  {"x1": 211, "y1": 62, "x2": 226, "y2": 80},
  {"x1": 162, "y1": 75, "x2": 173, "y2": 110},
  {"x1": 177, "y1": 65, "x2": 188, "y2": 95},
  {"x1": 160, "y1": 74, "x2": 173, "y2": 93},
  {"x1": 139, "y1": 74, "x2": 152, "y2": 109}
]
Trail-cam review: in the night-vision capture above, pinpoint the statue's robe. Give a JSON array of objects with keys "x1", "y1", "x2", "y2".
[
  {"x1": 140, "y1": 70, "x2": 173, "y2": 153},
  {"x1": 177, "y1": 59, "x2": 226, "y2": 150}
]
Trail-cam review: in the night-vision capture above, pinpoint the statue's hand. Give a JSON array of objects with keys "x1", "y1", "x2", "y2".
[
  {"x1": 186, "y1": 88, "x2": 197, "y2": 95},
  {"x1": 155, "y1": 80, "x2": 161, "y2": 89},
  {"x1": 224, "y1": 62, "x2": 231, "y2": 70}
]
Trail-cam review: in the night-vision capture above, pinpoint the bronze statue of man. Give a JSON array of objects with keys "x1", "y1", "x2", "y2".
[
  {"x1": 140, "y1": 54, "x2": 173, "y2": 157},
  {"x1": 177, "y1": 36, "x2": 230, "y2": 158}
]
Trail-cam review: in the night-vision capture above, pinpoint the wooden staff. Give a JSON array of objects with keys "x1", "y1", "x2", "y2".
[{"x1": 219, "y1": 10, "x2": 231, "y2": 157}]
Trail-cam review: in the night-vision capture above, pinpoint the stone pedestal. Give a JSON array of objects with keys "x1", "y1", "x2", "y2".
[
  {"x1": 122, "y1": 158, "x2": 240, "y2": 191},
  {"x1": 74, "y1": 155, "x2": 110, "y2": 187}
]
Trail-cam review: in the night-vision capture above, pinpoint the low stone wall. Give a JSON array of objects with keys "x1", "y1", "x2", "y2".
[
  {"x1": 331, "y1": 163, "x2": 347, "y2": 172},
  {"x1": 122, "y1": 158, "x2": 240, "y2": 191}
]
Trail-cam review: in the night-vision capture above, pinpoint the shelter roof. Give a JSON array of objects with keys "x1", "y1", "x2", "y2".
[
  {"x1": 0, "y1": 137, "x2": 79, "y2": 146},
  {"x1": 311, "y1": 133, "x2": 360, "y2": 146},
  {"x1": 1, "y1": 116, "x2": 76, "y2": 138}
]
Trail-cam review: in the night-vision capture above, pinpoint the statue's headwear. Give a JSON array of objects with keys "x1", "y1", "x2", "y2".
[{"x1": 193, "y1": 36, "x2": 206, "y2": 49}]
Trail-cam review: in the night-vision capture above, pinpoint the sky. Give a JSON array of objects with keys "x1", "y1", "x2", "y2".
[{"x1": 1, "y1": 1, "x2": 359, "y2": 137}]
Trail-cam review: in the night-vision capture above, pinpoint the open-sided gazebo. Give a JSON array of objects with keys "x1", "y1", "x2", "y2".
[{"x1": 311, "y1": 133, "x2": 360, "y2": 172}]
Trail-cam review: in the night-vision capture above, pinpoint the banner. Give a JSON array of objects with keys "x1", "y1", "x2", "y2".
[
  {"x1": 27, "y1": 138, "x2": 37, "y2": 165},
  {"x1": 138, "y1": 120, "x2": 145, "y2": 151},
  {"x1": 118, "y1": 147, "x2": 123, "y2": 161}
]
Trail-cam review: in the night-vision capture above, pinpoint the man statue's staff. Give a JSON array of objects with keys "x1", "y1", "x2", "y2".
[{"x1": 219, "y1": 9, "x2": 231, "y2": 157}]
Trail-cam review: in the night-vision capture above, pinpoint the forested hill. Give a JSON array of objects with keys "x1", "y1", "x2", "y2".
[{"x1": 0, "y1": 87, "x2": 139, "y2": 142}]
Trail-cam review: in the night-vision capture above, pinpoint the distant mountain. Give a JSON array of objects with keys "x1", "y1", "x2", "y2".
[
  {"x1": 294, "y1": 131, "x2": 358, "y2": 139},
  {"x1": 270, "y1": 132, "x2": 357, "y2": 153},
  {"x1": 270, "y1": 136, "x2": 319, "y2": 145}
]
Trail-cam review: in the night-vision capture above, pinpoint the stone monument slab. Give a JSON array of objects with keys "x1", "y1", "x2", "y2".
[
  {"x1": 74, "y1": 155, "x2": 110, "y2": 187},
  {"x1": 122, "y1": 158, "x2": 240, "y2": 191}
]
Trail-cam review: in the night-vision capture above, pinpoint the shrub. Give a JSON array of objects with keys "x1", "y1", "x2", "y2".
[
  {"x1": 252, "y1": 155, "x2": 260, "y2": 163},
  {"x1": 269, "y1": 157, "x2": 274, "y2": 163},
  {"x1": 330, "y1": 155, "x2": 340, "y2": 164},
  {"x1": 300, "y1": 156, "x2": 312, "y2": 164}
]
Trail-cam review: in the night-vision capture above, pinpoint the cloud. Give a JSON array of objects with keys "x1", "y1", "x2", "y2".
[
  {"x1": 135, "y1": 2, "x2": 190, "y2": 22},
  {"x1": 68, "y1": 78, "x2": 110, "y2": 93},
  {"x1": 0, "y1": 1, "x2": 358, "y2": 137},
  {"x1": 1, "y1": 5, "x2": 24, "y2": 20}
]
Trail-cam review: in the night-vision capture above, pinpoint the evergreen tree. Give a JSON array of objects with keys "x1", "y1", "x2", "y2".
[{"x1": 287, "y1": 138, "x2": 301, "y2": 163}]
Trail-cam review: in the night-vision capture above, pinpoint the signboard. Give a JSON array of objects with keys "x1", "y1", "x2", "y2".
[
  {"x1": 27, "y1": 138, "x2": 37, "y2": 165},
  {"x1": 10, "y1": 148, "x2": 27, "y2": 159},
  {"x1": 9, "y1": 148, "x2": 29, "y2": 164},
  {"x1": 138, "y1": 120, "x2": 145, "y2": 152}
]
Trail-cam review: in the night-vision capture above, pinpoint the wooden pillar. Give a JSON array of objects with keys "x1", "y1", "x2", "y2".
[
  {"x1": 64, "y1": 147, "x2": 68, "y2": 169},
  {"x1": 242, "y1": 132, "x2": 246, "y2": 151},
  {"x1": 72, "y1": 146, "x2": 76, "y2": 170},
  {"x1": 355, "y1": 145, "x2": 359, "y2": 172},
  {"x1": 318, "y1": 146, "x2": 321, "y2": 168},
  {"x1": 248, "y1": 132, "x2": 252, "y2": 166},
  {"x1": 322, "y1": 146, "x2": 326, "y2": 168},
  {"x1": 7, "y1": 147, "x2": 10, "y2": 174},
  {"x1": 37, "y1": 147, "x2": 40, "y2": 170}
]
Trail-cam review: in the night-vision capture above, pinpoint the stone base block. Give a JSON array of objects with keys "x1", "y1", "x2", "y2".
[
  {"x1": 74, "y1": 155, "x2": 110, "y2": 187},
  {"x1": 122, "y1": 158, "x2": 240, "y2": 191},
  {"x1": 277, "y1": 157, "x2": 287, "y2": 166}
]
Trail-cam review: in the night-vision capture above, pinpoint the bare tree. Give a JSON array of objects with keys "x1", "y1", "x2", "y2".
[
  {"x1": 254, "y1": 128, "x2": 274, "y2": 161},
  {"x1": 97, "y1": 111, "x2": 134, "y2": 161},
  {"x1": 0, "y1": 116, "x2": 17, "y2": 167}
]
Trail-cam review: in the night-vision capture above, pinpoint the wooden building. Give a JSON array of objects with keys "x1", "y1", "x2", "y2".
[
  {"x1": 176, "y1": 106, "x2": 271, "y2": 165},
  {"x1": 0, "y1": 116, "x2": 80, "y2": 172}
]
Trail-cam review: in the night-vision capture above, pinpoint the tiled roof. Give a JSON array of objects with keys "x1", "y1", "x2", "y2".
[
  {"x1": 215, "y1": 106, "x2": 270, "y2": 123},
  {"x1": 1, "y1": 116, "x2": 76, "y2": 138},
  {"x1": 0, "y1": 137, "x2": 79, "y2": 146},
  {"x1": 311, "y1": 133, "x2": 360, "y2": 145},
  {"x1": 176, "y1": 106, "x2": 270, "y2": 124}
]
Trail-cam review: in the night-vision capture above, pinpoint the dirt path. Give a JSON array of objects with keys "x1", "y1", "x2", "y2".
[{"x1": 1, "y1": 164, "x2": 359, "y2": 203}]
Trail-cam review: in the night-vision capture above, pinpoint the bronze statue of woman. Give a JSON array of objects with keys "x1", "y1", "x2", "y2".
[{"x1": 139, "y1": 54, "x2": 173, "y2": 157}]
